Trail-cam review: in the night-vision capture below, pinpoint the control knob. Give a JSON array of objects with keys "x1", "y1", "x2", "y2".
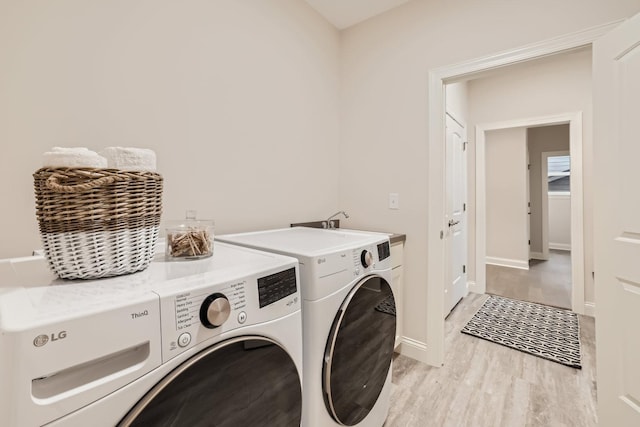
[
  {"x1": 360, "y1": 250, "x2": 374, "y2": 268},
  {"x1": 199, "y1": 293, "x2": 231, "y2": 329}
]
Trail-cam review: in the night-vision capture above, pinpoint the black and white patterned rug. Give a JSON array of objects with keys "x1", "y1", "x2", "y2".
[
  {"x1": 375, "y1": 295, "x2": 396, "y2": 316},
  {"x1": 461, "y1": 295, "x2": 582, "y2": 369}
]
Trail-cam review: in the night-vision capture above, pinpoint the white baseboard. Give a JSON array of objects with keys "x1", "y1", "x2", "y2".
[
  {"x1": 584, "y1": 301, "x2": 595, "y2": 317},
  {"x1": 485, "y1": 256, "x2": 529, "y2": 270},
  {"x1": 530, "y1": 251, "x2": 548, "y2": 261},
  {"x1": 549, "y1": 243, "x2": 571, "y2": 251},
  {"x1": 467, "y1": 280, "x2": 481, "y2": 294},
  {"x1": 399, "y1": 337, "x2": 428, "y2": 364}
]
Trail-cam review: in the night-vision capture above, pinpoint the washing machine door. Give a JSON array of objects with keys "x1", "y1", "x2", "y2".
[
  {"x1": 119, "y1": 336, "x2": 301, "y2": 427},
  {"x1": 323, "y1": 275, "x2": 396, "y2": 426}
]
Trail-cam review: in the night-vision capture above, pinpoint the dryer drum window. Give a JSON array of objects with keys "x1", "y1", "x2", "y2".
[
  {"x1": 322, "y1": 276, "x2": 396, "y2": 426},
  {"x1": 119, "y1": 336, "x2": 302, "y2": 427}
]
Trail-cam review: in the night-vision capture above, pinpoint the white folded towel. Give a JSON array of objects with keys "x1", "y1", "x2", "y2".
[
  {"x1": 101, "y1": 147, "x2": 157, "y2": 172},
  {"x1": 42, "y1": 147, "x2": 108, "y2": 168}
]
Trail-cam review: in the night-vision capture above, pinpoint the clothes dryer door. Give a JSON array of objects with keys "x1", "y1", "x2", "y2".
[
  {"x1": 119, "y1": 336, "x2": 301, "y2": 427},
  {"x1": 323, "y1": 275, "x2": 396, "y2": 425}
]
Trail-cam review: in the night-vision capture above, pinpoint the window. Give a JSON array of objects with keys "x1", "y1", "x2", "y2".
[{"x1": 548, "y1": 155, "x2": 570, "y2": 194}]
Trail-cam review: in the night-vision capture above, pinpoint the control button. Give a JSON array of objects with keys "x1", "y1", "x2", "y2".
[
  {"x1": 238, "y1": 311, "x2": 247, "y2": 324},
  {"x1": 178, "y1": 332, "x2": 191, "y2": 348},
  {"x1": 200, "y1": 293, "x2": 231, "y2": 329},
  {"x1": 360, "y1": 250, "x2": 373, "y2": 268}
]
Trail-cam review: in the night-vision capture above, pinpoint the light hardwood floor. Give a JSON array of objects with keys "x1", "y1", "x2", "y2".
[
  {"x1": 486, "y1": 250, "x2": 572, "y2": 309},
  {"x1": 386, "y1": 293, "x2": 596, "y2": 427}
]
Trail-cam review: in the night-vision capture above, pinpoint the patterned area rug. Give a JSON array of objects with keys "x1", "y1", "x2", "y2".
[
  {"x1": 461, "y1": 295, "x2": 582, "y2": 369},
  {"x1": 374, "y1": 295, "x2": 396, "y2": 316}
]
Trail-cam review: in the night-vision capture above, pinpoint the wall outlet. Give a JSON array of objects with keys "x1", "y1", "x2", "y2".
[{"x1": 389, "y1": 193, "x2": 399, "y2": 210}]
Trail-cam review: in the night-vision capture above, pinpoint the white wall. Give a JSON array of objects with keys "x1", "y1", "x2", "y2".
[
  {"x1": 485, "y1": 127, "x2": 529, "y2": 268},
  {"x1": 339, "y1": 1, "x2": 640, "y2": 350},
  {"x1": 467, "y1": 48, "x2": 594, "y2": 302},
  {"x1": 0, "y1": 0, "x2": 340, "y2": 258},
  {"x1": 549, "y1": 195, "x2": 572, "y2": 250}
]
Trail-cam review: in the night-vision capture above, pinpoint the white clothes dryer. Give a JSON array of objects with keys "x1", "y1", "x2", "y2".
[
  {"x1": 219, "y1": 227, "x2": 396, "y2": 427},
  {"x1": 0, "y1": 242, "x2": 303, "y2": 427}
]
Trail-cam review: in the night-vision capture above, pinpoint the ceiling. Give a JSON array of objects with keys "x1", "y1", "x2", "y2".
[{"x1": 303, "y1": 0, "x2": 412, "y2": 30}]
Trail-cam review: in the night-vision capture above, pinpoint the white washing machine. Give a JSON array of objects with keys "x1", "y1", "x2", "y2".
[
  {"x1": 218, "y1": 227, "x2": 396, "y2": 427},
  {"x1": 0, "y1": 242, "x2": 303, "y2": 427}
]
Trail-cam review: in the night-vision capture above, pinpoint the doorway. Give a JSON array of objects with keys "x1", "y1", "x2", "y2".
[
  {"x1": 476, "y1": 114, "x2": 584, "y2": 311},
  {"x1": 425, "y1": 23, "x2": 617, "y2": 366},
  {"x1": 483, "y1": 125, "x2": 574, "y2": 310}
]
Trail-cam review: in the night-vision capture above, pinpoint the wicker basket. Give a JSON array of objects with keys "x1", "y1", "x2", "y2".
[{"x1": 33, "y1": 168, "x2": 163, "y2": 280}]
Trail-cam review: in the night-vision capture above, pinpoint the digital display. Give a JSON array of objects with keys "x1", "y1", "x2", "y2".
[
  {"x1": 257, "y1": 267, "x2": 297, "y2": 308},
  {"x1": 377, "y1": 241, "x2": 390, "y2": 261}
]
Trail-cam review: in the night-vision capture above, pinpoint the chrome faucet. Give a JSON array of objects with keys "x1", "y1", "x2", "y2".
[{"x1": 323, "y1": 211, "x2": 349, "y2": 229}]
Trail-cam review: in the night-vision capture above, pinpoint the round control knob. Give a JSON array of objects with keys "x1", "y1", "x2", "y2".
[
  {"x1": 360, "y1": 250, "x2": 374, "y2": 268},
  {"x1": 199, "y1": 293, "x2": 231, "y2": 329}
]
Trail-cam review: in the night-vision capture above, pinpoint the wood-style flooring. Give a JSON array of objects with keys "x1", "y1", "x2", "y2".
[
  {"x1": 486, "y1": 250, "x2": 572, "y2": 309},
  {"x1": 386, "y1": 293, "x2": 596, "y2": 427}
]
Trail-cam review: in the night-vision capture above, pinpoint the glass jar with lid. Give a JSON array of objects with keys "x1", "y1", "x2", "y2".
[{"x1": 165, "y1": 211, "x2": 214, "y2": 260}]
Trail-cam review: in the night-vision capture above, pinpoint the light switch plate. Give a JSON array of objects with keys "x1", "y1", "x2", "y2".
[{"x1": 389, "y1": 193, "x2": 399, "y2": 210}]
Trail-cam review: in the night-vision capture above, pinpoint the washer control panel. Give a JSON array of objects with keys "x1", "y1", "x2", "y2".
[
  {"x1": 257, "y1": 267, "x2": 297, "y2": 308},
  {"x1": 199, "y1": 293, "x2": 231, "y2": 328},
  {"x1": 173, "y1": 284, "x2": 246, "y2": 333},
  {"x1": 156, "y1": 264, "x2": 300, "y2": 362}
]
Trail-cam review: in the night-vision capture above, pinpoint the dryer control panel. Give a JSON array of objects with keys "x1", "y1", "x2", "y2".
[{"x1": 377, "y1": 241, "x2": 391, "y2": 261}]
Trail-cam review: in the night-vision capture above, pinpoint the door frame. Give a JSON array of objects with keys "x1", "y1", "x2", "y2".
[
  {"x1": 475, "y1": 115, "x2": 584, "y2": 313},
  {"x1": 426, "y1": 20, "x2": 621, "y2": 366}
]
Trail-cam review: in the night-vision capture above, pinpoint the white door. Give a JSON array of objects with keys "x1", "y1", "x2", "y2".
[
  {"x1": 445, "y1": 113, "x2": 467, "y2": 315},
  {"x1": 593, "y1": 12, "x2": 640, "y2": 427}
]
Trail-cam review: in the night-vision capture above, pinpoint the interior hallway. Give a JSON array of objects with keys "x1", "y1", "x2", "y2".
[
  {"x1": 386, "y1": 293, "x2": 596, "y2": 427},
  {"x1": 486, "y1": 250, "x2": 572, "y2": 309}
]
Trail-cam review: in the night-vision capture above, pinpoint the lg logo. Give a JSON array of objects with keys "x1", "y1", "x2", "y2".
[{"x1": 33, "y1": 331, "x2": 67, "y2": 347}]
